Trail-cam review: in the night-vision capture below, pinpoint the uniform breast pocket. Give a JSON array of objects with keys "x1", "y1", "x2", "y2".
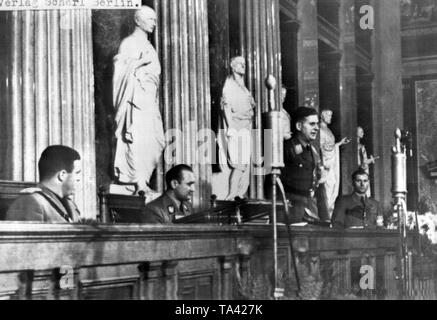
[{"x1": 367, "y1": 203, "x2": 377, "y2": 214}]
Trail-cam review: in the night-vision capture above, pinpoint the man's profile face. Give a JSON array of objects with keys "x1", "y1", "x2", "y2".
[
  {"x1": 357, "y1": 127, "x2": 364, "y2": 139},
  {"x1": 137, "y1": 12, "x2": 157, "y2": 34},
  {"x1": 322, "y1": 111, "x2": 333, "y2": 125},
  {"x1": 353, "y1": 173, "x2": 369, "y2": 195},
  {"x1": 173, "y1": 170, "x2": 195, "y2": 202},
  {"x1": 232, "y1": 60, "x2": 246, "y2": 76},
  {"x1": 297, "y1": 115, "x2": 319, "y2": 141},
  {"x1": 62, "y1": 160, "x2": 81, "y2": 198},
  {"x1": 281, "y1": 88, "x2": 287, "y2": 105}
]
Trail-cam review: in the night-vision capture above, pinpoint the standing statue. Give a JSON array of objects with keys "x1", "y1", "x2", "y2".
[
  {"x1": 319, "y1": 109, "x2": 350, "y2": 218},
  {"x1": 357, "y1": 126, "x2": 378, "y2": 197},
  {"x1": 218, "y1": 56, "x2": 255, "y2": 201},
  {"x1": 280, "y1": 85, "x2": 292, "y2": 141},
  {"x1": 112, "y1": 6, "x2": 165, "y2": 196}
]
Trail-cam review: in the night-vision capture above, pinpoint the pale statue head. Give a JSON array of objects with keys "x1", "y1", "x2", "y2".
[
  {"x1": 135, "y1": 6, "x2": 157, "y2": 34},
  {"x1": 320, "y1": 109, "x2": 333, "y2": 125},
  {"x1": 281, "y1": 85, "x2": 287, "y2": 105},
  {"x1": 230, "y1": 56, "x2": 246, "y2": 76},
  {"x1": 357, "y1": 126, "x2": 364, "y2": 139}
]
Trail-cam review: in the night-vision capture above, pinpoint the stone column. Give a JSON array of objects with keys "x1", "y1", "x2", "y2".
[
  {"x1": 357, "y1": 72, "x2": 376, "y2": 191},
  {"x1": 339, "y1": 0, "x2": 358, "y2": 194},
  {"x1": 4, "y1": 10, "x2": 97, "y2": 219},
  {"x1": 371, "y1": 0, "x2": 403, "y2": 210},
  {"x1": 239, "y1": 0, "x2": 281, "y2": 199},
  {"x1": 155, "y1": 0, "x2": 212, "y2": 210},
  {"x1": 297, "y1": 0, "x2": 319, "y2": 109}
]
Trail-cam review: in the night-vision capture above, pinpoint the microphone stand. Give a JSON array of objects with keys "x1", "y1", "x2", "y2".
[
  {"x1": 392, "y1": 129, "x2": 412, "y2": 299},
  {"x1": 265, "y1": 75, "x2": 300, "y2": 300},
  {"x1": 265, "y1": 76, "x2": 284, "y2": 300}
]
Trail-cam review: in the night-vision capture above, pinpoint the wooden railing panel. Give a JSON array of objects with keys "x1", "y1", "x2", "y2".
[{"x1": 0, "y1": 223, "x2": 431, "y2": 300}]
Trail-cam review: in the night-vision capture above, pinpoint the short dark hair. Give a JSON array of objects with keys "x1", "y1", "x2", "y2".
[
  {"x1": 291, "y1": 106, "x2": 318, "y2": 133},
  {"x1": 351, "y1": 168, "x2": 369, "y2": 181},
  {"x1": 165, "y1": 164, "x2": 193, "y2": 189},
  {"x1": 38, "y1": 145, "x2": 81, "y2": 181}
]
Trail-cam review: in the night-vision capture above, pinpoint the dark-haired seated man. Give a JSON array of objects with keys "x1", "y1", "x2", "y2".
[
  {"x1": 140, "y1": 164, "x2": 195, "y2": 224},
  {"x1": 331, "y1": 168, "x2": 382, "y2": 229},
  {"x1": 6, "y1": 145, "x2": 82, "y2": 223}
]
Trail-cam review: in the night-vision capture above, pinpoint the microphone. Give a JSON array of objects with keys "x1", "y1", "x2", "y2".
[{"x1": 263, "y1": 75, "x2": 284, "y2": 170}]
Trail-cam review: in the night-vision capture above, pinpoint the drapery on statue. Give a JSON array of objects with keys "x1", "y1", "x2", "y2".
[
  {"x1": 357, "y1": 126, "x2": 378, "y2": 197},
  {"x1": 217, "y1": 56, "x2": 255, "y2": 200},
  {"x1": 112, "y1": 6, "x2": 165, "y2": 197},
  {"x1": 280, "y1": 85, "x2": 292, "y2": 141},
  {"x1": 319, "y1": 109, "x2": 350, "y2": 218}
]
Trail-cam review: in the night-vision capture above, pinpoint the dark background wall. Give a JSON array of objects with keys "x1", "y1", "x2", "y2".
[{"x1": 92, "y1": 9, "x2": 136, "y2": 190}]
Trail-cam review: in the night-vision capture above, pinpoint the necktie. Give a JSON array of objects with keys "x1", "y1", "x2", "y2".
[
  {"x1": 60, "y1": 197, "x2": 74, "y2": 222},
  {"x1": 361, "y1": 196, "x2": 368, "y2": 227},
  {"x1": 303, "y1": 144, "x2": 314, "y2": 163},
  {"x1": 180, "y1": 203, "x2": 186, "y2": 215}
]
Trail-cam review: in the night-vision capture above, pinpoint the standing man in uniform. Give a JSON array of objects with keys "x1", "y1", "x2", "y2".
[
  {"x1": 281, "y1": 107, "x2": 326, "y2": 223},
  {"x1": 6, "y1": 145, "x2": 83, "y2": 223},
  {"x1": 140, "y1": 165, "x2": 195, "y2": 224}
]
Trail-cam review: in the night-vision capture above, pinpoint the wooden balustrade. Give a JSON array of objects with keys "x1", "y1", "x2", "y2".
[{"x1": 0, "y1": 223, "x2": 433, "y2": 300}]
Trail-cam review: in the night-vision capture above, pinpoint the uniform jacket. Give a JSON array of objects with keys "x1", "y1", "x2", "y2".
[
  {"x1": 281, "y1": 135, "x2": 323, "y2": 197},
  {"x1": 140, "y1": 192, "x2": 193, "y2": 224},
  {"x1": 5, "y1": 186, "x2": 82, "y2": 223},
  {"x1": 331, "y1": 193, "x2": 382, "y2": 229}
]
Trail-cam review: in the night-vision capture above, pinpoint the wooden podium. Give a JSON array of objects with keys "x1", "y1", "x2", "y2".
[
  {"x1": 175, "y1": 199, "x2": 289, "y2": 225},
  {"x1": 98, "y1": 187, "x2": 146, "y2": 223},
  {"x1": 0, "y1": 180, "x2": 36, "y2": 220},
  {"x1": 174, "y1": 200, "x2": 239, "y2": 225}
]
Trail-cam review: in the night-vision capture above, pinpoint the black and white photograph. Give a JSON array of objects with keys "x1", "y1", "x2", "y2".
[{"x1": 0, "y1": 0, "x2": 436, "y2": 304}]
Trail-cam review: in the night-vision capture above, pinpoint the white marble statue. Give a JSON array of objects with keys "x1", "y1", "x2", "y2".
[
  {"x1": 215, "y1": 56, "x2": 255, "y2": 200},
  {"x1": 112, "y1": 6, "x2": 165, "y2": 197},
  {"x1": 319, "y1": 109, "x2": 350, "y2": 218},
  {"x1": 280, "y1": 85, "x2": 292, "y2": 141},
  {"x1": 357, "y1": 126, "x2": 378, "y2": 197}
]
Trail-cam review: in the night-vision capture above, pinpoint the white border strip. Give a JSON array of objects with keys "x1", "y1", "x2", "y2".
[{"x1": 0, "y1": 0, "x2": 141, "y2": 10}]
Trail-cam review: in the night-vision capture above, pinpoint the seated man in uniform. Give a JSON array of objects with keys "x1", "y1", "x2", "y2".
[
  {"x1": 6, "y1": 145, "x2": 82, "y2": 223},
  {"x1": 140, "y1": 164, "x2": 195, "y2": 224},
  {"x1": 331, "y1": 168, "x2": 382, "y2": 229}
]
